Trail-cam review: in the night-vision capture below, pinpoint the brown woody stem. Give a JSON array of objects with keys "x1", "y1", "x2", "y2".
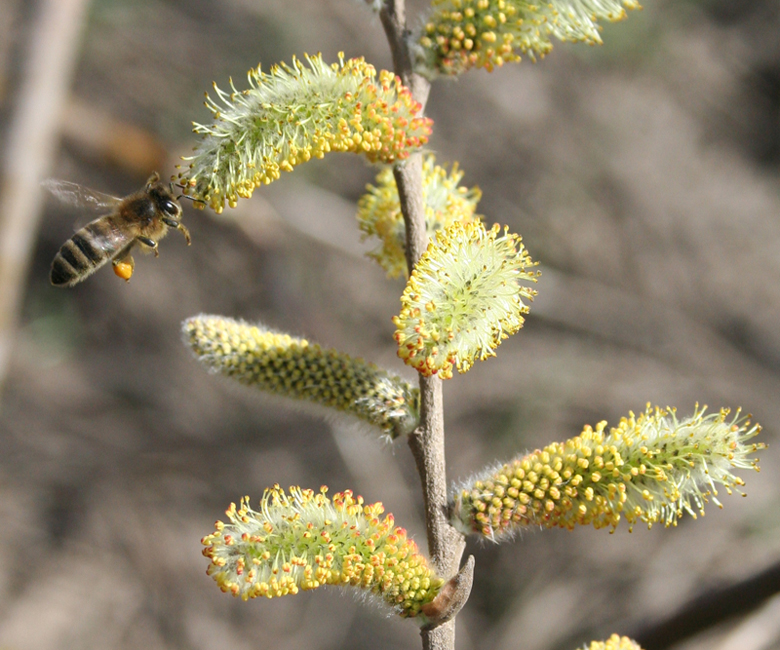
[{"x1": 380, "y1": 1, "x2": 468, "y2": 647}]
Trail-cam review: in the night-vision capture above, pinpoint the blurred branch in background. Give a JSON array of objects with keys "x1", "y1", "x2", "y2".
[
  {"x1": 0, "y1": 0, "x2": 90, "y2": 393},
  {"x1": 630, "y1": 558, "x2": 780, "y2": 650},
  {"x1": 533, "y1": 267, "x2": 780, "y2": 425},
  {"x1": 61, "y1": 98, "x2": 168, "y2": 177},
  {"x1": 0, "y1": 0, "x2": 21, "y2": 104}
]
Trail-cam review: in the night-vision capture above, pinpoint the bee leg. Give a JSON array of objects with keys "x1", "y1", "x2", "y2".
[
  {"x1": 136, "y1": 236, "x2": 159, "y2": 257},
  {"x1": 180, "y1": 223, "x2": 192, "y2": 246},
  {"x1": 163, "y1": 219, "x2": 191, "y2": 246}
]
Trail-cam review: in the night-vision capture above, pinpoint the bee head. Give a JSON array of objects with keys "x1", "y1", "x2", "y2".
[{"x1": 145, "y1": 172, "x2": 182, "y2": 218}]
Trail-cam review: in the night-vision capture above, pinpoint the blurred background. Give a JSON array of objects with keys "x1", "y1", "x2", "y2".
[{"x1": 0, "y1": 0, "x2": 779, "y2": 649}]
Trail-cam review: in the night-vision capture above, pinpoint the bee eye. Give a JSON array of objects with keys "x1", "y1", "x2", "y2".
[{"x1": 163, "y1": 200, "x2": 179, "y2": 216}]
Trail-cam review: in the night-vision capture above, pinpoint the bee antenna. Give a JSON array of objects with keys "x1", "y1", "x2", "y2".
[
  {"x1": 177, "y1": 193, "x2": 207, "y2": 208},
  {"x1": 146, "y1": 171, "x2": 160, "y2": 191}
]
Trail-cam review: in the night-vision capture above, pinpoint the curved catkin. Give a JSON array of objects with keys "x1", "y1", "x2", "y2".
[
  {"x1": 183, "y1": 315, "x2": 419, "y2": 439},
  {"x1": 393, "y1": 222, "x2": 538, "y2": 379},
  {"x1": 202, "y1": 486, "x2": 444, "y2": 620},
  {"x1": 451, "y1": 405, "x2": 764, "y2": 540},
  {"x1": 178, "y1": 53, "x2": 432, "y2": 213},
  {"x1": 357, "y1": 154, "x2": 483, "y2": 279},
  {"x1": 416, "y1": 0, "x2": 641, "y2": 76}
]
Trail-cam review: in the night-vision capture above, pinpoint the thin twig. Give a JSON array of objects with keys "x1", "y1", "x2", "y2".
[{"x1": 379, "y1": 2, "x2": 467, "y2": 649}]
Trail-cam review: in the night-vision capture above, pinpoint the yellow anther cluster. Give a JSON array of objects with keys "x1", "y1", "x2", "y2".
[
  {"x1": 357, "y1": 154, "x2": 483, "y2": 278},
  {"x1": 202, "y1": 486, "x2": 444, "y2": 619},
  {"x1": 393, "y1": 222, "x2": 538, "y2": 379},
  {"x1": 183, "y1": 315, "x2": 419, "y2": 438},
  {"x1": 178, "y1": 54, "x2": 432, "y2": 212},
  {"x1": 581, "y1": 634, "x2": 644, "y2": 650},
  {"x1": 451, "y1": 405, "x2": 763, "y2": 539},
  {"x1": 417, "y1": 0, "x2": 641, "y2": 75}
]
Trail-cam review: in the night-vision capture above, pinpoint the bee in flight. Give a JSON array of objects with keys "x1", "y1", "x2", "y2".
[{"x1": 46, "y1": 172, "x2": 191, "y2": 287}]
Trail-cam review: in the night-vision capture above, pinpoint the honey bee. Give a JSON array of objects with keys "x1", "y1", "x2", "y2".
[{"x1": 46, "y1": 172, "x2": 191, "y2": 287}]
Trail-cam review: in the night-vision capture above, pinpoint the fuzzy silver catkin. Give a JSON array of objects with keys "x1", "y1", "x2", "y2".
[
  {"x1": 178, "y1": 54, "x2": 432, "y2": 212},
  {"x1": 393, "y1": 221, "x2": 539, "y2": 379}
]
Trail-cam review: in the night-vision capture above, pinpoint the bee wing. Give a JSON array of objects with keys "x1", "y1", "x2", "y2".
[
  {"x1": 81, "y1": 214, "x2": 138, "y2": 260},
  {"x1": 42, "y1": 179, "x2": 122, "y2": 213}
]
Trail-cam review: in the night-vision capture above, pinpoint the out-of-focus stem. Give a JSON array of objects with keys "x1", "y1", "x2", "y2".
[
  {"x1": 380, "y1": 2, "x2": 467, "y2": 649},
  {"x1": 0, "y1": 0, "x2": 90, "y2": 394}
]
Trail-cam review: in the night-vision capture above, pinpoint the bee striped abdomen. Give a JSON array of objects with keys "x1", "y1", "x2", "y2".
[
  {"x1": 50, "y1": 228, "x2": 110, "y2": 287},
  {"x1": 72, "y1": 233, "x2": 104, "y2": 265}
]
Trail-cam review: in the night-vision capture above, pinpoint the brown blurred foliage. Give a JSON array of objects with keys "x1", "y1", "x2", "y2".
[{"x1": 0, "y1": 1, "x2": 779, "y2": 649}]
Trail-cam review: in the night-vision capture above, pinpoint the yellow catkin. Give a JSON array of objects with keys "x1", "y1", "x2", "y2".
[
  {"x1": 419, "y1": 0, "x2": 641, "y2": 75},
  {"x1": 357, "y1": 154, "x2": 483, "y2": 278},
  {"x1": 452, "y1": 405, "x2": 763, "y2": 539},
  {"x1": 202, "y1": 486, "x2": 444, "y2": 618}
]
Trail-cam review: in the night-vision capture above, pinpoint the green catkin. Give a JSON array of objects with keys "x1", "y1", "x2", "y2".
[{"x1": 183, "y1": 315, "x2": 419, "y2": 438}]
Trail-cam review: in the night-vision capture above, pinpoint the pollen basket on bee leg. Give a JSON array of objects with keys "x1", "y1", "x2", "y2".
[{"x1": 113, "y1": 258, "x2": 134, "y2": 282}]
